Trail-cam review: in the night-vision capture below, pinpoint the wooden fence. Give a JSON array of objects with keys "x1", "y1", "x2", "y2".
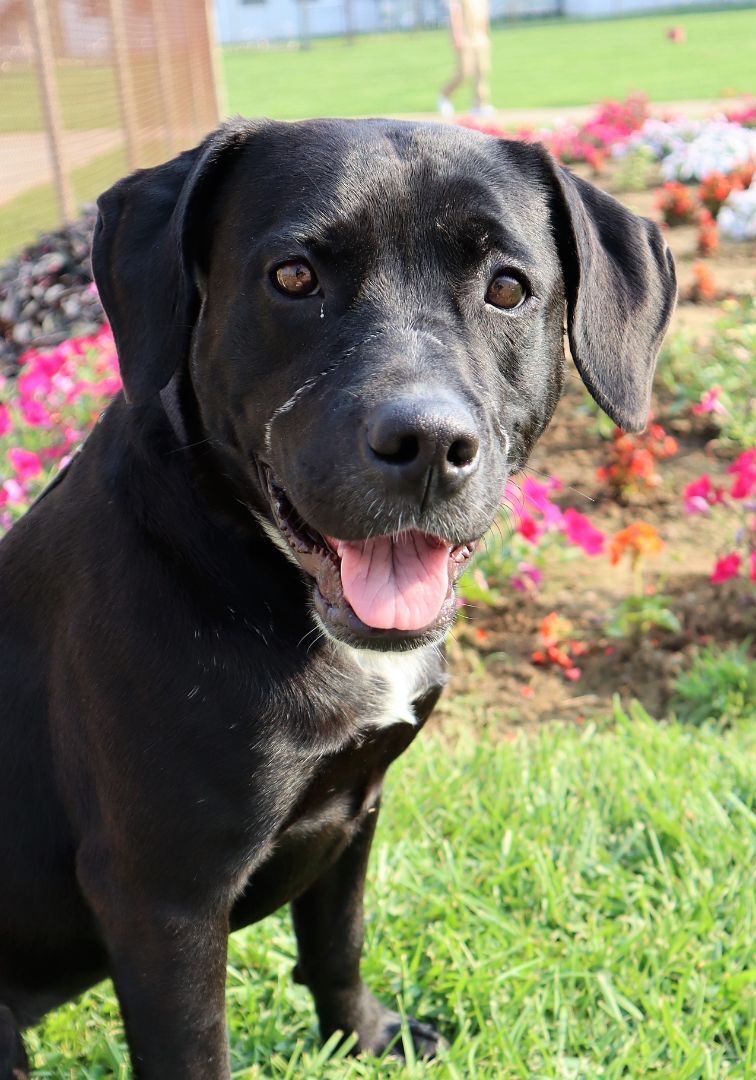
[{"x1": 0, "y1": 0, "x2": 224, "y2": 255}]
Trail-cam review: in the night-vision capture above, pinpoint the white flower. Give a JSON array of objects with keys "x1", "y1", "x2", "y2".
[
  {"x1": 718, "y1": 183, "x2": 756, "y2": 242},
  {"x1": 659, "y1": 121, "x2": 756, "y2": 182}
]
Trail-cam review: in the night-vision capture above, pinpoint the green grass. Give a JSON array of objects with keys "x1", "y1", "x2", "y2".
[
  {"x1": 223, "y1": 9, "x2": 756, "y2": 120},
  {"x1": 0, "y1": 62, "x2": 120, "y2": 135},
  {"x1": 0, "y1": 149, "x2": 124, "y2": 261},
  {"x1": 0, "y1": 142, "x2": 169, "y2": 261},
  {"x1": 0, "y1": 54, "x2": 169, "y2": 135},
  {"x1": 27, "y1": 703, "x2": 755, "y2": 1077}
]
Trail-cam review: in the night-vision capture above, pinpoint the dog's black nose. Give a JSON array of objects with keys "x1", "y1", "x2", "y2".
[{"x1": 364, "y1": 393, "x2": 480, "y2": 498}]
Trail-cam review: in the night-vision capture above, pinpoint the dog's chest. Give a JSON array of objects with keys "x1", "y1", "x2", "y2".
[{"x1": 346, "y1": 646, "x2": 439, "y2": 729}]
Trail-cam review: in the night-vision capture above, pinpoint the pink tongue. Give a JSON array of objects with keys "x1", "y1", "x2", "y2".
[{"x1": 335, "y1": 532, "x2": 452, "y2": 631}]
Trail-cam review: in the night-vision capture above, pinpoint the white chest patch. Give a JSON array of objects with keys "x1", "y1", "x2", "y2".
[{"x1": 344, "y1": 645, "x2": 437, "y2": 730}]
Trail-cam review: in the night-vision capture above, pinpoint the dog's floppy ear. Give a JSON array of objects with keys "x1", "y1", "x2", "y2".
[
  {"x1": 92, "y1": 120, "x2": 252, "y2": 404},
  {"x1": 532, "y1": 147, "x2": 677, "y2": 432}
]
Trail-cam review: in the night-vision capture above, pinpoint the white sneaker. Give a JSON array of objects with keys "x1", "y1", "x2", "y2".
[
  {"x1": 438, "y1": 96, "x2": 455, "y2": 118},
  {"x1": 470, "y1": 103, "x2": 496, "y2": 117}
]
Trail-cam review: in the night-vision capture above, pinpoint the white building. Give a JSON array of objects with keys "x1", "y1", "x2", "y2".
[
  {"x1": 214, "y1": 0, "x2": 740, "y2": 46},
  {"x1": 215, "y1": 1, "x2": 557, "y2": 46}
]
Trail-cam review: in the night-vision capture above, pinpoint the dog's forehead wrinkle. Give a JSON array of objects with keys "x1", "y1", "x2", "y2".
[{"x1": 317, "y1": 133, "x2": 504, "y2": 236}]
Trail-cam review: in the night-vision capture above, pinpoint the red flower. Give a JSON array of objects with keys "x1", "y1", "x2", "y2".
[
  {"x1": 728, "y1": 450, "x2": 756, "y2": 500},
  {"x1": 699, "y1": 172, "x2": 740, "y2": 216},
  {"x1": 690, "y1": 263, "x2": 718, "y2": 303},
  {"x1": 656, "y1": 182, "x2": 695, "y2": 227},
  {"x1": 597, "y1": 424, "x2": 676, "y2": 498},
  {"x1": 517, "y1": 513, "x2": 543, "y2": 543},
  {"x1": 684, "y1": 474, "x2": 725, "y2": 515},
  {"x1": 711, "y1": 553, "x2": 741, "y2": 584}
]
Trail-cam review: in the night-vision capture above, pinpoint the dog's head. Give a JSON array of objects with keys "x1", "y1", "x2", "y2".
[{"x1": 92, "y1": 118, "x2": 676, "y2": 651}]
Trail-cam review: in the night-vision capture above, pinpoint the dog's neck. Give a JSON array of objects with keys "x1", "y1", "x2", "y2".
[{"x1": 159, "y1": 375, "x2": 189, "y2": 447}]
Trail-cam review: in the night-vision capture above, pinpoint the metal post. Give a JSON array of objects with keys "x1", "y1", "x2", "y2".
[
  {"x1": 151, "y1": 0, "x2": 180, "y2": 155},
  {"x1": 298, "y1": 0, "x2": 310, "y2": 51},
  {"x1": 203, "y1": 0, "x2": 227, "y2": 122},
  {"x1": 106, "y1": 0, "x2": 139, "y2": 171},
  {"x1": 25, "y1": 0, "x2": 75, "y2": 223},
  {"x1": 344, "y1": 0, "x2": 354, "y2": 43}
]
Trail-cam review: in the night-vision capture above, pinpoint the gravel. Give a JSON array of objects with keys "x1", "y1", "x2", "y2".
[{"x1": 0, "y1": 208, "x2": 106, "y2": 375}]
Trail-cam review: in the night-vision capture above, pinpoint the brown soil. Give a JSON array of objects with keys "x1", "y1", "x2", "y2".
[{"x1": 436, "y1": 168, "x2": 756, "y2": 729}]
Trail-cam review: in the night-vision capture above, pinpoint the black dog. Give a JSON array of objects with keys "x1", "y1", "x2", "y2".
[{"x1": 0, "y1": 118, "x2": 675, "y2": 1078}]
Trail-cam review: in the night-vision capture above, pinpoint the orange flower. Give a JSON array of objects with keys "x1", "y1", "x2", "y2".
[
  {"x1": 610, "y1": 522, "x2": 665, "y2": 566},
  {"x1": 690, "y1": 262, "x2": 718, "y2": 303},
  {"x1": 540, "y1": 612, "x2": 573, "y2": 645}
]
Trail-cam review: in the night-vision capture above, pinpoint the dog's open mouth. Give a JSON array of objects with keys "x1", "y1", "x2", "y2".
[{"x1": 265, "y1": 473, "x2": 476, "y2": 643}]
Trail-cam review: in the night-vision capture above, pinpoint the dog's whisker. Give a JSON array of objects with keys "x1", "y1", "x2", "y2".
[{"x1": 521, "y1": 464, "x2": 596, "y2": 504}]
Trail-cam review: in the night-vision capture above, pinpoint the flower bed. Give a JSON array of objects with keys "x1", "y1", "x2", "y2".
[
  {"x1": 1, "y1": 97, "x2": 754, "y2": 727},
  {"x1": 0, "y1": 328, "x2": 119, "y2": 531}
]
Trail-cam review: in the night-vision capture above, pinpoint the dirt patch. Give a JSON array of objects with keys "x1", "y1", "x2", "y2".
[
  {"x1": 434, "y1": 164, "x2": 756, "y2": 731},
  {"x1": 440, "y1": 409, "x2": 755, "y2": 728}
]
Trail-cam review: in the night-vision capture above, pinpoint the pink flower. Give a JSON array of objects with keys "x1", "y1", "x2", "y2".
[
  {"x1": 692, "y1": 387, "x2": 727, "y2": 416},
  {"x1": 8, "y1": 447, "x2": 43, "y2": 483},
  {"x1": 562, "y1": 508, "x2": 606, "y2": 555},
  {"x1": 17, "y1": 368, "x2": 52, "y2": 399},
  {"x1": 1, "y1": 478, "x2": 25, "y2": 506},
  {"x1": 20, "y1": 398, "x2": 52, "y2": 429},
  {"x1": 511, "y1": 562, "x2": 543, "y2": 593},
  {"x1": 711, "y1": 552, "x2": 742, "y2": 583},
  {"x1": 684, "y1": 474, "x2": 726, "y2": 515},
  {"x1": 0, "y1": 403, "x2": 10, "y2": 436},
  {"x1": 751, "y1": 551, "x2": 756, "y2": 583},
  {"x1": 728, "y1": 450, "x2": 756, "y2": 500},
  {"x1": 522, "y1": 476, "x2": 564, "y2": 527}
]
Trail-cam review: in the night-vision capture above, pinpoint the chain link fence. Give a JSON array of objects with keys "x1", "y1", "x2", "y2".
[{"x1": 0, "y1": 0, "x2": 223, "y2": 258}]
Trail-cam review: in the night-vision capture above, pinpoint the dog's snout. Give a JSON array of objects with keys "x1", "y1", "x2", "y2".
[{"x1": 364, "y1": 394, "x2": 480, "y2": 498}]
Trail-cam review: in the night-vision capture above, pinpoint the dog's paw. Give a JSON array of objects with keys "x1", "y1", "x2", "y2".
[{"x1": 371, "y1": 1013, "x2": 448, "y2": 1061}]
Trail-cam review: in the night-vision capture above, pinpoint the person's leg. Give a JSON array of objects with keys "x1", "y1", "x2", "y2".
[
  {"x1": 440, "y1": 45, "x2": 471, "y2": 109},
  {"x1": 472, "y1": 39, "x2": 492, "y2": 111}
]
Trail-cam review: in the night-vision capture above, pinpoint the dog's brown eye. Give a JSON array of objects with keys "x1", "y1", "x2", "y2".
[
  {"x1": 486, "y1": 273, "x2": 526, "y2": 310},
  {"x1": 274, "y1": 261, "x2": 319, "y2": 296}
]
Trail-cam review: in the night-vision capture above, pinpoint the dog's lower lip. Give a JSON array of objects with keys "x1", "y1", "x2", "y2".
[{"x1": 263, "y1": 470, "x2": 477, "y2": 637}]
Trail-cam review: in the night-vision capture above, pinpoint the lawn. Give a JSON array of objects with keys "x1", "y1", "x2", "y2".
[
  {"x1": 1, "y1": 10, "x2": 753, "y2": 139},
  {"x1": 223, "y1": 8, "x2": 756, "y2": 120},
  {"x1": 27, "y1": 705, "x2": 754, "y2": 1078},
  {"x1": 0, "y1": 149, "x2": 128, "y2": 262}
]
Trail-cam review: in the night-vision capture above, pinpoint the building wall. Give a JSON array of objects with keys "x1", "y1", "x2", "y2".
[
  {"x1": 216, "y1": 0, "x2": 381, "y2": 45},
  {"x1": 216, "y1": 0, "x2": 743, "y2": 45},
  {"x1": 216, "y1": 1, "x2": 559, "y2": 46},
  {"x1": 563, "y1": 0, "x2": 744, "y2": 14}
]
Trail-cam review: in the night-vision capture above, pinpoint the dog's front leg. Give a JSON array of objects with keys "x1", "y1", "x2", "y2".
[
  {"x1": 291, "y1": 803, "x2": 444, "y2": 1060},
  {"x1": 78, "y1": 854, "x2": 230, "y2": 1079}
]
